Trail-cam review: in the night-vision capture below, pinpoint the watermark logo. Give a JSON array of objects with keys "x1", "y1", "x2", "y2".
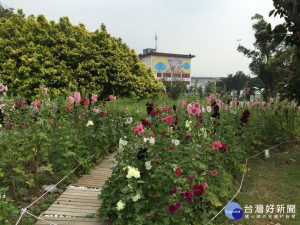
[{"x1": 225, "y1": 202, "x2": 243, "y2": 219}]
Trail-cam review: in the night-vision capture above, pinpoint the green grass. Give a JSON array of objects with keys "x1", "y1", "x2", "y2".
[{"x1": 227, "y1": 143, "x2": 300, "y2": 225}]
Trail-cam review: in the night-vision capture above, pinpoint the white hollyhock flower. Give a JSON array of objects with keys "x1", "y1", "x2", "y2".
[
  {"x1": 122, "y1": 140, "x2": 128, "y2": 146},
  {"x1": 126, "y1": 167, "x2": 140, "y2": 179},
  {"x1": 174, "y1": 139, "x2": 180, "y2": 146},
  {"x1": 86, "y1": 120, "x2": 94, "y2": 126},
  {"x1": 206, "y1": 106, "x2": 212, "y2": 113},
  {"x1": 116, "y1": 200, "x2": 125, "y2": 210},
  {"x1": 145, "y1": 161, "x2": 152, "y2": 170},
  {"x1": 143, "y1": 137, "x2": 148, "y2": 143},
  {"x1": 125, "y1": 117, "x2": 132, "y2": 124},
  {"x1": 131, "y1": 194, "x2": 141, "y2": 202},
  {"x1": 149, "y1": 137, "x2": 155, "y2": 145}
]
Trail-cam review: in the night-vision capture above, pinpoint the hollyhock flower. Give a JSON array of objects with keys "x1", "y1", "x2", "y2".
[
  {"x1": 131, "y1": 193, "x2": 141, "y2": 202},
  {"x1": 168, "y1": 204, "x2": 178, "y2": 214},
  {"x1": 145, "y1": 161, "x2": 152, "y2": 170},
  {"x1": 162, "y1": 117, "x2": 166, "y2": 122},
  {"x1": 125, "y1": 117, "x2": 132, "y2": 124},
  {"x1": 168, "y1": 146, "x2": 174, "y2": 151},
  {"x1": 116, "y1": 200, "x2": 125, "y2": 210},
  {"x1": 86, "y1": 120, "x2": 94, "y2": 126},
  {"x1": 161, "y1": 131, "x2": 167, "y2": 136},
  {"x1": 212, "y1": 141, "x2": 222, "y2": 150},
  {"x1": 193, "y1": 102, "x2": 200, "y2": 109},
  {"x1": 109, "y1": 95, "x2": 116, "y2": 100},
  {"x1": 269, "y1": 97, "x2": 274, "y2": 104},
  {"x1": 224, "y1": 105, "x2": 228, "y2": 110},
  {"x1": 211, "y1": 169, "x2": 218, "y2": 176},
  {"x1": 32, "y1": 107, "x2": 39, "y2": 114},
  {"x1": 74, "y1": 92, "x2": 81, "y2": 103},
  {"x1": 166, "y1": 116, "x2": 173, "y2": 124},
  {"x1": 66, "y1": 96, "x2": 74, "y2": 104},
  {"x1": 220, "y1": 144, "x2": 228, "y2": 152},
  {"x1": 234, "y1": 98, "x2": 237, "y2": 106},
  {"x1": 202, "y1": 182, "x2": 208, "y2": 188},
  {"x1": 209, "y1": 93, "x2": 215, "y2": 100},
  {"x1": 134, "y1": 124, "x2": 145, "y2": 135},
  {"x1": 141, "y1": 119, "x2": 152, "y2": 127},
  {"x1": 176, "y1": 202, "x2": 182, "y2": 208},
  {"x1": 93, "y1": 107, "x2": 100, "y2": 114},
  {"x1": 206, "y1": 106, "x2": 211, "y2": 113},
  {"x1": 18, "y1": 99, "x2": 25, "y2": 106},
  {"x1": 102, "y1": 110, "x2": 107, "y2": 115},
  {"x1": 244, "y1": 88, "x2": 250, "y2": 94},
  {"x1": 126, "y1": 167, "x2": 140, "y2": 178},
  {"x1": 8, "y1": 122, "x2": 12, "y2": 130},
  {"x1": 174, "y1": 139, "x2": 180, "y2": 146},
  {"x1": 149, "y1": 137, "x2": 155, "y2": 145},
  {"x1": 193, "y1": 183, "x2": 205, "y2": 196},
  {"x1": 181, "y1": 190, "x2": 193, "y2": 202},
  {"x1": 240, "y1": 109, "x2": 251, "y2": 123},
  {"x1": 80, "y1": 97, "x2": 90, "y2": 106},
  {"x1": 91, "y1": 93, "x2": 97, "y2": 102},
  {"x1": 171, "y1": 187, "x2": 177, "y2": 194},
  {"x1": 216, "y1": 99, "x2": 221, "y2": 107},
  {"x1": 4, "y1": 85, "x2": 7, "y2": 91},
  {"x1": 176, "y1": 168, "x2": 181, "y2": 176},
  {"x1": 37, "y1": 167, "x2": 44, "y2": 173},
  {"x1": 184, "y1": 133, "x2": 192, "y2": 141},
  {"x1": 191, "y1": 107, "x2": 199, "y2": 116}
]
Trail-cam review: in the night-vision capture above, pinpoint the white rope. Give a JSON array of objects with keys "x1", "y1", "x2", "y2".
[
  {"x1": 23, "y1": 210, "x2": 58, "y2": 225},
  {"x1": 211, "y1": 139, "x2": 299, "y2": 221},
  {"x1": 15, "y1": 154, "x2": 96, "y2": 225}
]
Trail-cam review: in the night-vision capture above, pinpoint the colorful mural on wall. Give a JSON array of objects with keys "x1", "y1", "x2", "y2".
[{"x1": 153, "y1": 58, "x2": 191, "y2": 73}]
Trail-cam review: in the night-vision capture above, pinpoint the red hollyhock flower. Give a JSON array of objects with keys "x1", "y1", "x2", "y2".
[
  {"x1": 141, "y1": 119, "x2": 152, "y2": 127},
  {"x1": 161, "y1": 131, "x2": 167, "y2": 136},
  {"x1": 184, "y1": 133, "x2": 192, "y2": 141},
  {"x1": 168, "y1": 146, "x2": 174, "y2": 151},
  {"x1": 193, "y1": 183, "x2": 205, "y2": 196},
  {"x1": 210, "y1": 169, "x2": 218, "y2": 176},
  {"x1": 167, "y1": 204, "x2": 178, "y2": 214},
  {"x1": 102, "y1": 100, "x2": 106, "y2": 106},
  {"x1": 176, "y1": 168, "x2": 181, "y2": 176}
]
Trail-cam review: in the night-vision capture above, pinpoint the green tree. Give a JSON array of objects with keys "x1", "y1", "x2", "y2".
[
  {"x1": 162, "y1": 79, "x2": 186, "y2": 100},
  {"x1": 238, "y1": 14, "x2": 291, "y2": 98},
  {"x1": 0, "y1": 2, "x2": 13, "y2": 19},
  {"x1": 0, "y1": 10, "x2": 163, "y2": 99}
]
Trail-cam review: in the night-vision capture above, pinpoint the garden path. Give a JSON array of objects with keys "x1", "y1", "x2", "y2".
[{"x1": 35, "y1": 151, "x2": 118, "y2": 225}]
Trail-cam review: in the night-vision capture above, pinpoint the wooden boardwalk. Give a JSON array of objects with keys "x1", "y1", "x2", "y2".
[{"x1": 35, "y1": 152, "x2": 118, "y2": 225}]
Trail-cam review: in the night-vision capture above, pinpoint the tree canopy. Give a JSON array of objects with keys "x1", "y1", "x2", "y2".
[{"x1": 0, "y1": 9, "x2": 163, "y2": 99}]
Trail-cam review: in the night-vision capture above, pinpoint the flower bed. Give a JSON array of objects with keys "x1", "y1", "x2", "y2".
[{"x1": 98, "y1": 96, "x2": 300, "y2": 224}]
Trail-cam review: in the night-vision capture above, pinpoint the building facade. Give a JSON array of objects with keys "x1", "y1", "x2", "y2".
[{"x1": 139, "y1": 48, "x2": 195, "y2": 86}]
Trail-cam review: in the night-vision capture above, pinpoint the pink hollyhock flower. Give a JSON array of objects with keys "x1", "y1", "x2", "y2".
[
  {"x1": 102, "y1": 110, "x2": 107, "y2": 115},
  {"x1": 269, "y1": 98, "x2": 274, "y2": 104},
  {"x1": 166, "y1": 116, "x2": 173, "y2": 124},
  {"x1": 109, "y1": 95, "x2": 116, "y2": 100},
  {"x1": 18, "y1": 99, "x2": 25, "y2": 106},
  {"x1": 67, "y1": 105, "x2": 72, "y2": 111},
  {"x1": 224, "y1": 105, "x2": 228, "y2": 110},
  {"x1": 134, "y1": 124, "x2": 144, "y2": 135},
  {"x1": 249, "y1": 101, "x2": 255, "y2": 108},
  {"x1": 234, "y1": 98, "x2": 237, "y2": 106},
  {"x1": 67, "y1": 96, "x2": 75, "y2": 104},
  {"x1": 93, "y1": 107, "x2": 100, "y2": 114},
  {"x1": 4, "y1": 85, "x2": 7, "y2": 91},
  {"x1": 202, "y1": 182, "x2": 208, "y2": 188},
  {"x1": 193, "y1": 102, "x2": 200, "y2": 109},
  {"x1": 211, "y1": 169, "x2": 218, "y2": 176},
  {"x1": 191, "y1": 107, "x2": 200, "y2": 116},
  {"x1": 74, "y1": 92, "x2": 81, "y2": 103},
  {"x1": 244, "y1": 88, "x2": 250, "y2": 94},
  {"x1": 258, "y1": 101, "x2": 264, "y2": 110},
  {"x1": 212, "y1": 141, "x2": 222, "y2": 150},
  {"x1": 209, "y1": 94, "x2": 215, "y2": 101},
  {"x1": 216, "y1": 99, "x2": 221, "y2": 107},
  {"x1": 0, "y1": 84, "x2": 4, "y2": 92},
  {"x1": 162, "y1": 117, "x2": 166, "y2": 122},
  {"x1": 168, "y1": 146, "x2": 174, "y2": 151},
  {"x1": 91, "y1": 94, "x2": 97, "y2": 102},
  {"x1": 8, "y1": 122, "x2": 13, "y2": 130},
  {"x1": 176, "y1": 202, "x2": 182, "y2": 208},
  {"x1": 151, "y1": 133, "x2": 155, "y2": 138}
]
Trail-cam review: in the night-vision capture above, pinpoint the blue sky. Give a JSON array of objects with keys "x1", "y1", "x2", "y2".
[{"x1": 1, "y1": 0, "x2": 283, "y2": 77}]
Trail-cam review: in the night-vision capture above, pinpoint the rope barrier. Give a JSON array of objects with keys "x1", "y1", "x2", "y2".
[
  {"x1": 15, "y1": 154, "x2": 96, "y2": 225},
  {"x1": 211, "y1": 139, "x2": 300, "y2": 221}
]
